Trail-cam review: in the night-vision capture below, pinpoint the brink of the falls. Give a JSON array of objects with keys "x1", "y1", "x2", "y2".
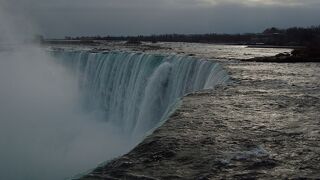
[
  {"x1": 0, "y1": 48, "x2": 229, "y2": 180},
  {"x1": 52, "y1": 50, "x2": 230, "y2": 138}
]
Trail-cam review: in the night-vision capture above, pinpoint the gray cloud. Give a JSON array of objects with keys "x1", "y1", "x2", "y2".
[{"x1": 2, "y1": 0, "x2": 320, "y2": 37}]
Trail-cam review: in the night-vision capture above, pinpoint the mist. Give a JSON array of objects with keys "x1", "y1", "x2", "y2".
[
  {"x1": 0, "y1": 48, "x2": 132, "y2": 179},
  {"x1": 0, "y1": 4, "x2": 132, "y2": 180}
]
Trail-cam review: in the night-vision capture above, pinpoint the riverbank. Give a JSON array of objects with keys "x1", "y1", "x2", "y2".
[
  {"x1": 245, "y1": 46, "x2": 320, "y2": 63},
  {"x1": 76, "y1": 43, "x2": 319, "y2": 179}
]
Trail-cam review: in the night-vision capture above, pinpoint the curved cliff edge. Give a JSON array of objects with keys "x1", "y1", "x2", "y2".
[{"x1": 79, "y1": 59, "x2": 320, "y2": 179}]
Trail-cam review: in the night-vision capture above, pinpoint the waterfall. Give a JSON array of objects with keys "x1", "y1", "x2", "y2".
[
  {"x1": 0, "y1": 48, "x2": 229, "y2": 180},
  {"x1": 52, "y1": 50, "x2": 229, "y2": 138}
]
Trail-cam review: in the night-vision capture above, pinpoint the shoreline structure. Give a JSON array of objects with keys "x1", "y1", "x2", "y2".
[{"x1": 73, "y1": 43, "x2": 320, "y2": 179}]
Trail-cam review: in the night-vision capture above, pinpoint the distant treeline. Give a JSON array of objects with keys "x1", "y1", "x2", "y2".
[{"x1": 63, "y1": 25, "x2": 320, "y2": 46}]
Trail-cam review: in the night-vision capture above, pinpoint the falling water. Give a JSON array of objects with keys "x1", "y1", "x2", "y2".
[{"x1": 52, "y1": 50, "x2": 229, "y2": 138}]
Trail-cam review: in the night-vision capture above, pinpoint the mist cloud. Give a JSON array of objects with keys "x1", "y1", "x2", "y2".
[
  {"x1": 0, "y1": 47, "x2": 133, "y2": 180},
  {"x1": 0, "y1": 3, "x2": 133, "y2": 179}
]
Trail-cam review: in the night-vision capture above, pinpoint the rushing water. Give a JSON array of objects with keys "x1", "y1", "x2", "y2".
[
  {"x1": 0, "y1": 48, "x2": 229, "y2": 180},
  {"x1": 52, "y1": 51, "x2": 229, "y2": 137}
]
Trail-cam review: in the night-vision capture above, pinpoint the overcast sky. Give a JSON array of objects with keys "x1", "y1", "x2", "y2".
[{"x1": 2, "y1": 0, "x2": 320, "y2": 38}]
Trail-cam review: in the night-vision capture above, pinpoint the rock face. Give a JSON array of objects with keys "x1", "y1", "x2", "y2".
[{"x1": 79, "y1": 54, "x2": 320, "y2": 179}]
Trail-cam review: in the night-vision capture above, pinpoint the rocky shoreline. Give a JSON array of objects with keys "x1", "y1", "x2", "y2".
[
  {"x1": 77, "y1": 44, "x2": 319, "y2": 180},
  {"x1": 245, "y1": 47, "x2": 320, "y2": 63}
]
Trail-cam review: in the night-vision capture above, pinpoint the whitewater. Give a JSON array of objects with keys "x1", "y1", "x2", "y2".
[
  {"x1": 52, "y1": 50, "x2": 229, "y2": 136},
  {"x1": 0, "y1": 47, "x2": 229, "y2": 179}
]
